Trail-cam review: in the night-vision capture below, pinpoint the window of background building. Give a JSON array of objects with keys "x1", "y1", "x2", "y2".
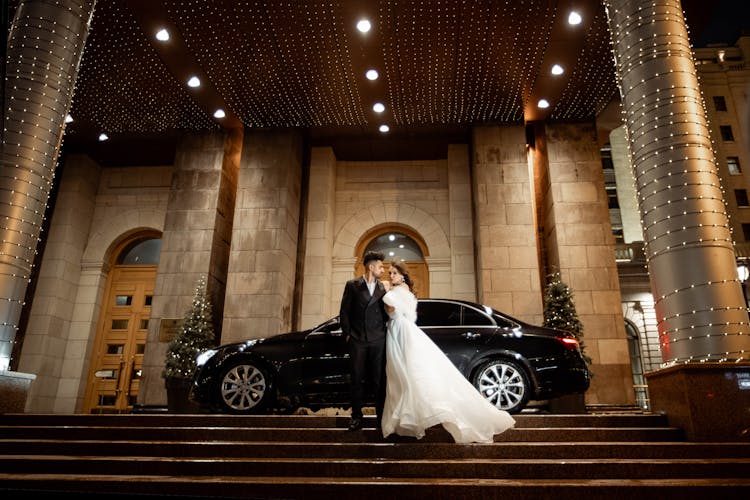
[
  {"x1": 727, "y1": 156, "x2": 742, "y2": 175},
  {"x1": 720, "y1": 125, "x2": 735, "y2": 141},
  {"x1": 735, "y1": 189, "x2": 749, "y2": 207},
  {"x1": 743, "y1": 223, "x2": 750, "y2": 241},
  {"x1": 713, "y1": 95, "x2": 727, "y2": 111}
]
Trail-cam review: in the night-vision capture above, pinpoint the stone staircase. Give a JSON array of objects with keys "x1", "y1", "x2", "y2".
[{"x1": 0, "y1": 411, "x2": 749, "y2": 499}]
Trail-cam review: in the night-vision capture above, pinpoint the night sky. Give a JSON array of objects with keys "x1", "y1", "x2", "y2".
[{"x1": 684, "y1": 0, "x2": 750, "y2": 47}]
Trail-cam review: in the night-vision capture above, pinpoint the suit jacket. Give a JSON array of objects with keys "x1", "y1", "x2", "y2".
[{"x1": 339, "y1": 276, "x2": 388, "y2": 343}]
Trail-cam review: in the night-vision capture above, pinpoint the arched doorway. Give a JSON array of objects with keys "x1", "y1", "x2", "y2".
[
  {"x1": 625, "y1": 320, "x2": 649, "y2": 410},
  {"x1": 83, "y1": 234, "x2": 161, "y2": 413},
  {"x1": 356, "y1": 225, "x2": 429, "y2": 297}
]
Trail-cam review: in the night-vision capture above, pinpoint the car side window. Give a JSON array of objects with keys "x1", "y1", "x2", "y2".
[
  {"x1": 461, "y1": 306, "x2": 493, "y2": 326},
  {"x1": 492, "y1": 313, "x2": 515, "y2": 329},
  {"x1": 417, "y1": 301, "x2": 461, "y2": 327}
]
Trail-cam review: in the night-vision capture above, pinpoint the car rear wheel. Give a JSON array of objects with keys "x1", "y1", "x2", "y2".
[
  {"x1": 217, "y1": 360, "x2": 274, "y2": 414},
  {"x1": 472, "y1": 359, "x2": 530, "y2": 414}
]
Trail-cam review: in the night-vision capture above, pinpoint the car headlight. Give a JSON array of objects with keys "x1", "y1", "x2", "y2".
[{"x1": 195, "y1": 349, "x2": 218, "y2": 367}]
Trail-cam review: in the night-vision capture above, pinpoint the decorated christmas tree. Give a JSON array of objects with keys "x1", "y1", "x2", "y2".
[
  {"x1": 542, "y1": 274, "x2": 592, "y2": 366},
  {"x1": 162, "y1": 275, "x2": 216, "y2": 381}
]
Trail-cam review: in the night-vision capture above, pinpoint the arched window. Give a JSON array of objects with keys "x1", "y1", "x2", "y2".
[
  {"x1": 116, "y1": 238, "x2": 161, "y2": 265},
  {"x1": 365, "y1": 232, "x2": 424, "y2": 262}
]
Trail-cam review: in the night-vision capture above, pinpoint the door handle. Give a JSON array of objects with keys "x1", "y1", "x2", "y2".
[{"x1": 462, "y1": 332, "x2": 480, "y2": 339}]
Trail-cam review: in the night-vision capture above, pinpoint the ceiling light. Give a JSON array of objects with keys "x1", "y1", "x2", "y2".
[
  {"x1": 551, "y1": 64, "x2": 564, "y2": 75},
  {"x1": 155, "y1": 28, "x2": 170, "y2": 41},
  {"x1": 98, "y1": 133, "x2": 109, "y2": 141},
  {"x1": 366, "y1": 69, "x2": 379, "y2": 81},
  {"x1": 538, "y1": 99, "x2": 550, "y2": 109},
  {"x1": 389, "y1": 234, "x2": 396, "y2": 241},
  {"x1": 379, "y1": 124, "x2": 390, "y2": 133},
  {"x1": 64, "y1": 114, "x2": 73, "y2": 123},
  {"x1": 356, "y1": 19, "x2": 371, "y2": 33},
  {"x1": 568, "y1": 11, "x2": 582, "y2": 25},
  {"x1": 213, "y1": 109, "x2": 226, "y2": 119},
  {"x1": 187, "y1": 76, "x2": 201, "y2": 88},
  {"x1": 373, "y1": 102, "x2": 385, "y2": 113}
]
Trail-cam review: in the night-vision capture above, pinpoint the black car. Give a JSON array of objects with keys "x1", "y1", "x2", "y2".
[{"x1": 190, "y1": 298, "x2": 590, "y2": 414}]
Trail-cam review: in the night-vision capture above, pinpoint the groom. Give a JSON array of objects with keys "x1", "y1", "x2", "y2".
[{"x1": 339, "y1": 250, "x2": 389, "y2": 431}]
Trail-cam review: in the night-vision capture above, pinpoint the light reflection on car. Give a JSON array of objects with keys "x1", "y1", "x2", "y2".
[{"x1": 190, "y1": 298, "x2": 590, "y2": 414}]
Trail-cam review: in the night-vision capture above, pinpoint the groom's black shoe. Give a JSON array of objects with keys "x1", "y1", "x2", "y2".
[{"x1": 347, "y1": 417, "x2": 363, "y2": 431}]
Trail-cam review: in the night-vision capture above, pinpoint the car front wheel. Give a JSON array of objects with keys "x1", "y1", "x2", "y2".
[
  {"x1": 216, "y1": 360, "x2": 274, "y2": 414},
  {"x1": 472, "y1": 359, "x2": 530, "y2": 414}
]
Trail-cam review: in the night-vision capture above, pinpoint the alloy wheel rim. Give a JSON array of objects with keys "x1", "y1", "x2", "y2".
[
  {"x1": 221, "y1": 365, "x2": 266, "y2": 410},
  {"x1": 477, "y1": 363, "x2": 525, "y2": 410}
]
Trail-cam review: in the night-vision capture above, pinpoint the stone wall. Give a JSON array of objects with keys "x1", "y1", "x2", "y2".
[{"x1": 472, "y1": 125, "x2": 543, "y2": 324}]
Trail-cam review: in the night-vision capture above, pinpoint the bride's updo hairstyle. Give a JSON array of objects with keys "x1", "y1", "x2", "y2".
[{"x1": 390, "y1": 261, "x2": 414, "y2": 293}]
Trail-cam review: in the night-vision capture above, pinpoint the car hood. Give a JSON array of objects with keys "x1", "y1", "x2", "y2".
[{"x1": 219, "y1": 329, "x2": 311, "y2": 352}]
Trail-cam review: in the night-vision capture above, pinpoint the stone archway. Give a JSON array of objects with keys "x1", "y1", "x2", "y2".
[{"x1": 330, "y1": 202, "x2": 463, "y2": 315}]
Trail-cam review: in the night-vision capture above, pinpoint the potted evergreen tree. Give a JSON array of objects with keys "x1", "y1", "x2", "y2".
[
  {"x1": 162, "y1": 275, "x2": 216, "y2": 413},
  {"x1": 542, "y1": 274, "x2": 591, "y2": 413}
]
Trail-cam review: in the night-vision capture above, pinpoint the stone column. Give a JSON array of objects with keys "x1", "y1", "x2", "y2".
[
  {"x1": 472, "y1": 125, "x2": 543, "y2": 323},
  {"x1": 222, "y1": 130, "x2": 303, "y2": 343},
  {"x1": 544, "y1": 122, "x2": 632, "y2": 405},
  {"x1": 447, "y1": 144, "x2": 477, "y2": 302},
  {"x1": 300, "y1": 147, "x2": 336, "y2": 328},
  {"x1": 0, "y1": 0, "x2": 96, "y2": 370},
  {"x1": 604, "y1": 0, "x2": 750, "y2": 363},
  {"x1": 139, "y1": 130, "x2": 240, "y2": 407}
]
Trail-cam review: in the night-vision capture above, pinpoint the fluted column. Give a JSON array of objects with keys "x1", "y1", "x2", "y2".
[
  {"x1": 604, "y1": 0, "x2": 750, "y2": 363},
  {"x1": 0, "y1": 0, "x2": 96, "y2": 370}
]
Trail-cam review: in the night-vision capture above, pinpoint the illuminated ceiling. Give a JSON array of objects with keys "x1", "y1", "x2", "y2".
[{"x1": 5, "y1": 0, "x2": 723, "y2": 161}]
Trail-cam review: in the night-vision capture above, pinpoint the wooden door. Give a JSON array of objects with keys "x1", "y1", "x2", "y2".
[{"x1": 83, "y1": 266, "x2": 156, "y2": 413}]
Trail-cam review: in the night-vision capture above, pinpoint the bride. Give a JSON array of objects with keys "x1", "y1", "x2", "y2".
[{"x1": 381, "y1": 261, "x2": 516, "y2": 443}]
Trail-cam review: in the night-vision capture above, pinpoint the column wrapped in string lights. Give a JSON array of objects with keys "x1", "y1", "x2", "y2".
[
  {"x1": 603, "y1": 0, "x2": 750, "y2": 364},
  {"x1": 0, "y1": 0, "x2": 96, "y2": 370}
]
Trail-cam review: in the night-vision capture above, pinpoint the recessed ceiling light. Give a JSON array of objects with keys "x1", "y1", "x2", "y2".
[
  {"x1": 356, "y1": 19, "x2": 371, "y2": 33},
  {"x1": 551, "y1": 64, "x2": 564, "y2": 75},
  {"x1": 379, "y1": 124, "x2": 390, "y2": 133},
  {"x1": 213, "y1": 109, "x2": 226, "y2": 119},
  {"x1": 568, "y1": 11, "x2": 582, "y2": 25},
  {"x1": 366, "y1": 69, "x2": 379, "y2": 80},
  {"x1": 187, "y1": 76, "x2": 201, "y2": 88},
  {"x1": 389, "y1": 234, "x2": 396, "y2": 241},
  {"x1": 156, "y1": 28, "x2": 170, "y2": 41},
  {"x1": 98, "y1": 133, "x2": 109, "y2": 141},
  {"x1": 373, "y1": 102, "x2": 385, "y2": 113},
  {"x1": 64, "y1": 114, "x2": 73, "y2": 123},
  {"x1": 538, "y1": 99, "x2": 550, "y2": 109}
]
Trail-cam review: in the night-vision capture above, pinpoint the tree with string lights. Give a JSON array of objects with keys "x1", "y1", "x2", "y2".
[
  {"x1": 542, "y1": 274, "x2": 592, "y2": 367},
  {"x1": 163, "y1": 276, "x2": 216, "y2": 382}
]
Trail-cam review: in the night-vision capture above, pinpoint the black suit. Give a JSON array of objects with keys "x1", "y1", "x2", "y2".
[{"x1": 340, "y1": 276, "x2": 388, "y2": 421}]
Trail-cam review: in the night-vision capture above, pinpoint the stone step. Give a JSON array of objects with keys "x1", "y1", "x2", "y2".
[
  {"x1": 1, "y1": 474, "x2": 749, "y2": 499},
  {"x1": 0, "y1": 425, "x2": 684, "y2": 442},
  {"x1": 2, "y1": 455, "x2": 749, "y2": 480},
  {"x1": 0, "y1": 412, "x2": 669, "y2": 429},
  {"x1": 2, "y1": 439, "x2": 749, "y2": 459}
]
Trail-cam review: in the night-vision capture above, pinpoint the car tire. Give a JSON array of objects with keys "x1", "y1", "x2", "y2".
[
  {"x1": 472, "y1": 358, "x2": 530, "y2": 414},
  {"x1": 216, "y1": 359, "x2": 274, "y2": 414}
]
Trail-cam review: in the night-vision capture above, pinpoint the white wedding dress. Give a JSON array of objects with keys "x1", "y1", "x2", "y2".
[{"x1": 381, "y1": 286, "x2": 516, "y2": 443}]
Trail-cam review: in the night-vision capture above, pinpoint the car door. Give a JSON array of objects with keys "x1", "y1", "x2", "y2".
[
  {"x1": 296, "y1": 319, "x2": 350, "y2": 401},
  {"x1": 416, "y1": 300, "x2": 496, "y2": 376}
]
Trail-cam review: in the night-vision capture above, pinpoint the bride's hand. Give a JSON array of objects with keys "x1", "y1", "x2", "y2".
[{"x1": 382, "y1": 280, "x2": 391, "y2": 291}]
